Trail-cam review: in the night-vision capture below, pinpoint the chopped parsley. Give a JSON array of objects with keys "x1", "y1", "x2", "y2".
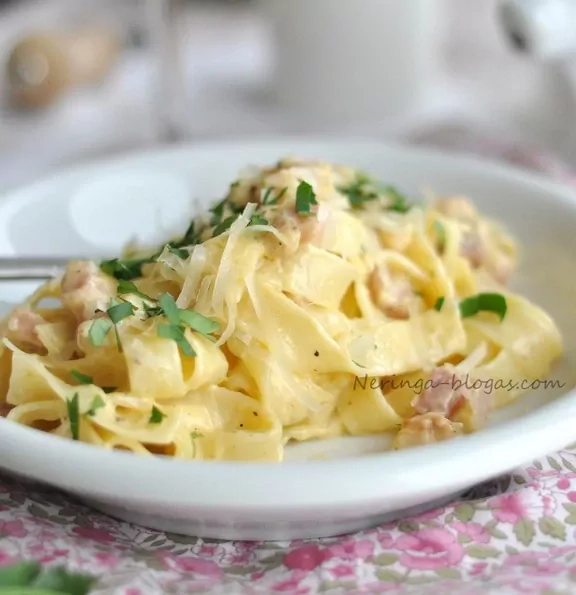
[
  {"x1": 100, "y1": 257, "x2": 153, "y2": 281},
  {"x1": 88, "y1": 301, "x2": 135, "y2": 352},
  {"x1": 212, "y1": 215, "x2": 238, "y2": 237},
  {"x1": 340, "y1": 175, "x2": 412, "y2": 212},
  {"x1": 262, "y1": 186, "x2": 288, "y2": 206},
  {"x1": 107, "y1": 301, "x2": 135, "y2": 325},
  {"x1": 250, "y1": 214, "x2": 269, "y2": 226},
  {"x1": 67, "y1": 393, "x2": 80, "y2": 440},
  {"x1": 70, "y1": 370, "x2": 93, "y2": 385},
  {"x1": 384, "y1": 186, "x2": 411, "y2": 213},
  {"x1": 149, "y1": 406, "x2": 166, "y2": 424},
  {"x1": 295, "y1": 181, "x2": 318, "y2": 216},
  {"x1": 88, "y1": 318, "x2": 113, "y2": 348},
  {"x1": 434, "y1": 296, "x2": 445, "y2": 311},
  {"x1": 459, "y1": 293, "x2": 507, "y2": 321},
  {"x1": 87, "y1": 395, "x2": 105, "y2": 416},
  {"x1": 209, "y1": 198, "x2": 227, "y2": 226},
  {"x1": 340, "y1": 176, "x2": 379, "y2": 208},
  {"x1": 167, "y1": 245, "x2": 189, "y2": 259},
  {"x1": 144, "y1": 304, "x2": 163, "y2": 318},
  {"x1": 178, "y1": 309, "x2": 220, "y2": 337},
  {"x1": 117, "y1": 279, "x2": 150, "y2": 301},
  {"x1": 159, "y1": 293, "x2": 181, "y2": 326},
  {"x1": 157, "y1": 323, "x2": 196, "y2": 356},
  {"x1": 153, "y1": 293, "x2": 219, "y2": 353}
]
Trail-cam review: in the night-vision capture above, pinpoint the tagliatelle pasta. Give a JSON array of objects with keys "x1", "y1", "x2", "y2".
[{"x1": 0, "y1": 158, "x2": 563, "y2": 460}]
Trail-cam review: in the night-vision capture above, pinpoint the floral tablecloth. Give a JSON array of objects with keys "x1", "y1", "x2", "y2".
[{"x1": 1, "y1": 139, "x2": 576, "y2": 595}]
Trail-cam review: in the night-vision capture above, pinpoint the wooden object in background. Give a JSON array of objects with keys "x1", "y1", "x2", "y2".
[{"x1": 5, "y1": 28, "x2": 120, "y2": 109}]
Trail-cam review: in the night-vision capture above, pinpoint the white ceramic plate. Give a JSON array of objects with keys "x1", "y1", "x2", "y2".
[{"x1": 1, "y1": 138, "x2": 576, "y2": 541}]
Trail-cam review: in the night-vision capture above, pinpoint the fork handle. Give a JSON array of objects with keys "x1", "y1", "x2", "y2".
[{"x1": 0, "y1": 257, "x2": 81, "y2": 280}]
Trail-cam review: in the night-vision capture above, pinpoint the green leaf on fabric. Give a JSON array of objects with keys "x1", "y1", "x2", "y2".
[
  {"x1": 512, "y1": 475, "x2": 526, "y2": 485},
  {"x1": 435, "y1": 568, "x2": 462, "y2": 579},
  {"x1": 466, "y1": 545, "x2": 501, "y2": 559},
  {"x1": 539, "y1": 516, "x2": 566, "y2": 540},
  {"x1": 514, "y1": 518, "x2": 536, "y2": 546},
  {"x1": 564, "y1": 503, "x2": 576, "y2": 514},
  {"x1": 454, "y1": 503, "x2": 475, "y2": 523},
  {"x1": 372, "y1": 553, "x2": 398, "y2": 566},
  {"x1": 565, "y1": 514, "x2": 576, "y2": 525},
  {"x1": 547, "y1": 456, "x2": 562, "y2": 471},
  {"x1": 375, "y1": 569, "x2": 403, "y2": 583},
  {"x1": 28, "y1": 504, "x2": 50, "y2": 519},
  {"x1": 562, "y1": 458, "x2": 576, "y2": 473},
  {"x1": 397, "y1": 521, "x2": 419, "y2": 533}
]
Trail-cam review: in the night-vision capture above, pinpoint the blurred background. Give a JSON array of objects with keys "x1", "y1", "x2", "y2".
[{"x1": 1, "y1": 0, "x2": 576, "y2": 190}]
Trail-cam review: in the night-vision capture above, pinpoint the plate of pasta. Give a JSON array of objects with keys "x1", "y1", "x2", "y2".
[{"x1": 0, "y1": 138, "x2": 575, "y2": 540}]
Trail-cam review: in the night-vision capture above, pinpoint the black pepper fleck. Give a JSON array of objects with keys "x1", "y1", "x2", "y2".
[
  {"x1": 240, "y1": 423, "x2": 244, "y2": 428},
  {"x1": 253, "y1": 411, "x2": 258, "y2": 417},
  {"x1": 314, "y1": 350, "x2": 319, "y2": 357}
]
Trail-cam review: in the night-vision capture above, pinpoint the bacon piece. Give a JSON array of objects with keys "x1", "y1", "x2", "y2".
[
  {"x1": 394, "y1": 412, "x2": 463, "y2": 449},
  {"x1": 411, "y1": 365, "x2": 493, "y2": 429},
  {"x1": 368, "y1": 265, "x2": 413, "y2": 320},
  {"x1": 460, "y1": 232, "x2": 486, "y2": 268},
  {"x1": 6, "y1": 306, "x2": 46, "y2": 350},
  {"x1": 61, "y1": 260, "x2": 116, "y2": 322}
]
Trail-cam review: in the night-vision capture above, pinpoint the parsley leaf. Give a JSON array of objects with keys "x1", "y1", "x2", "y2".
[
  {"x1": 434, "y1": 296, "x2": 445, "y2": 311},
  {"x1": 340, "y1": 178, "x2": 378, "y2": 208},
  {"x1": 249, "y1": 214, "x2": 269, "y2": 226},
  {"x1": 459, "y1": 293, "x2": 507, "y2": 321},
  {"x1": 179, "y1": 310, "x2": 220, "y2": 338},
  {"x1": 157, "y1": 324, "x2": 196, "y2": 356},
  {"x1": 261, "y1": 187, "x2": 274, "y2": 205},
  {"x1": 167, "y1": 244, "x2": 189, "y2": 259},
  {"x1": 102, "y1": 386, "x2": 117, "y2": 394},
  {"x1": 384, "y1": 186, "x2": 411, "y2": 213},
  {"x1": 107, "y1": 302, "x2": 135, "y2": 325},
  {"x1": 67, "y1": 393, "x2": 80, "y2": 440},
  {"x1": 87, "y1": 395, "x2": 105, "y2": 416},
  {"x1": 433, "y1": 220, "x2": 446, "y2": 250},
  {"x1": 117, "y1": 280, "x2": 150, "y2": 301},
  {"x1": 88, "y1": 318, "x2": 113, "y2": 348},
  {"x1": 295, "y1": 181, "x2": 318, "y2": 216},
  {"x1": 149, "y1": 406, "x2": 166, "y2": 424},
  {"x1": 100, "y1": 257, "x2": 152, "y2": 281},
  {"x1": 70, "y1": 370, "x2": 93, "y2": 385},
  {"x1": 209, "y1": 198, "x2": 227, "y2": 226},
  {"x1": 262, "y1": 187, "x2": 287, "y2": 206},
  {"x1": 144, "y1": 304, "x2": 163, "y2": 318},
  {"x1": 158, "y1": 293, "x2": 181, "y2": 325},
  {"x1": 212, "y1": 215, "x2": 238, "y2": 237}
]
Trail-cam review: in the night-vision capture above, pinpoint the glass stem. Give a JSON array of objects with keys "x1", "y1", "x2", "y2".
[{"x1": 144, "y1": 0, "x2": 186, "y2": 144}]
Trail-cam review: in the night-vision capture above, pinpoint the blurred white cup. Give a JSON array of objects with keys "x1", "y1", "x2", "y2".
[{"x1": 263, "y1": 0, "x2": 444, "y2": 131}]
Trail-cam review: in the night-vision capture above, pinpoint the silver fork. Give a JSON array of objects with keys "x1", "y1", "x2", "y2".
[{"x1": 0, "y1": 257, "x2": 85, "y2": 280}]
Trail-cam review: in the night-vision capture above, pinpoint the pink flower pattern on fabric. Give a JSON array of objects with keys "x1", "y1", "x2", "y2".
[{"x1": 395, "y1": 527, "x2": 464, "y2": 570}]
